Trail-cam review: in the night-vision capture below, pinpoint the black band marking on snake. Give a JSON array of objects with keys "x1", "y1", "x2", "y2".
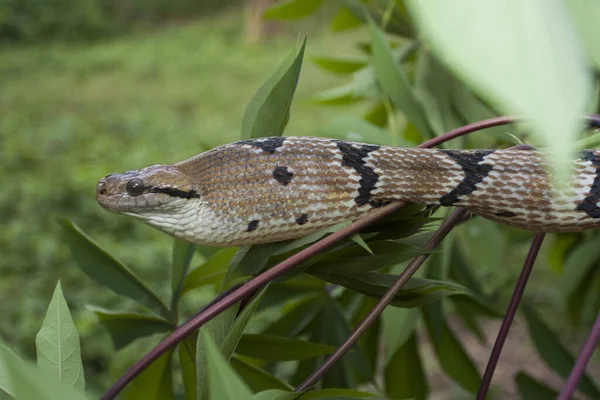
[
  {"x1": 149, "y1": 187, "x2": 201, "y2": 199},
  {"x1": 273, "y1": 166, "x2": 294, "y2": 186},
  {"x1": 496, "y1": 211, "x2": 516, "y2": 218},
  {"x1": 576, "y1": 151, "x2": 600, "y2": 218},
  {"x1": 439, "y1": 150, "x2": 495, "y2": 206},
  {"x1": 239, "y1": 137, "x2": 286, "y2": 154},
  {"x1": 333, "y1": 140, "x2": 383, "y2": 207},
  {"x1": 296, "y1": 213, "x2": 309, "y2": 225},
  {"x1": 246, "y1": 220, "x2": 260, "y2": 232}
]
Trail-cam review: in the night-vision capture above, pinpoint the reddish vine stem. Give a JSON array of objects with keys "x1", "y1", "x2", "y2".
[
  {"x1": 295, "y1": 207, "x2": 469, "y2": 391},
  {"x1": 476, "y1": 232, "x2": 545, "y2": 399},
  {"x1": 103, "y1": 114, "x2": 600, "y2": 399},
  {"x1": 558, "y1": 310, "x2": 600, "y2": 399}
]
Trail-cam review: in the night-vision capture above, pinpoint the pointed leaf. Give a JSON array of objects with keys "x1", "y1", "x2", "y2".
[
  {"x1": 330, "y1": 6, "x2": 362, "y2": 32},
  {"x1": 0, "y1": 341, "x2": 88, "y2": 400},
  {"x1": 561, "y1": 236, "x2": 600, "y2": 297},
  {"x1": 312, "y1": 57, "x2": 366, "y2": 75},
  {"x1": 171, "y1": 239, "x2": 196, "y2": 312},
  {"x1": 264, "y1": 0, "x2": 323, "y2": 20},
  {"x1": 179, "y1": 337, "x2": 196, "y2": 400},
  {"x1": 123, "y1": 350, "x2": 173, "y2": 400},
  {"x1": 423, "y1": 307, "x2": 480, "y2": 393},
  {"x1": 231, "y1": 356, "x2": 292, "y2": 392},
  {"x1": 368, "y1": 21, "x2": 432, "y2": 137},
  {"x1": 320, "y1": 116, "x2": 395, "y2": 146},
  {"x1": 181, "y1": 248, "x2": 237, "y2": 297},
  {"x1": 515, "y1": 371, "x2": 559, "y2": 399},
  {"x1": 382, "y1": 307, "x2": 420, "y2": 364},
  {"x1": 299, "y1": 388, "x2": 376, "y2": 398},
  {"x1": 202, "y1": 331, "x2": 253, "y2": 400},
  {"x1": 221, "y1": 286, "x2": 269, "y2": 359},
  {"x1": 384, "y1": 333, "x2": 427, "y2": 400},
  {"x1": 312, "y1": 271, "x2": 470, "y2": 308},
  {"x1": 87, "y1": 306, "x2": 172, "y2": 350},
  {"x1": 522, "y1": 305, "x2": 600, "y2": 398},
  {"x1": 235, "y1": 334, "x2": 336, "y2": 361},
  {"x1": 308, "y1": 241, "x2": 430, "y2": 273},
  {"x1": 408, "y1": 0, "x2": 590, "y2": 184},
  {"x1": 61, "y1": 219, "x2": 171, "y2": 319},
  {"x1": 241, "y1": 37, "x2": 306, "y2": 139},
  {"x1": 35, "y1": 282, "x2": 85, "y2": 391},
  {"x1": 252, "y1": 389, "x2": 300, "y2": 400}
]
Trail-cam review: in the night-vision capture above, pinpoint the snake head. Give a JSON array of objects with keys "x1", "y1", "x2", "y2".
[{"x1": 96, "y1": 165, "x2": 200, "y2": 215}]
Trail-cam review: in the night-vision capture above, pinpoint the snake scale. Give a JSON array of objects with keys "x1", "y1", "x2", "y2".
[{"x1": 96, "y1": 136, "x2": 600, "y2": 246}]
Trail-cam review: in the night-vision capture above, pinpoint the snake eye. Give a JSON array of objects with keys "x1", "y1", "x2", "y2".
[{"x1": 126, "y1": 179, "x2": 145, "y2": 197}]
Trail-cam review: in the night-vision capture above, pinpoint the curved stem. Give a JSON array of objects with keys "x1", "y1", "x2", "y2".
[
  {"x1": 476, "y1": 232, "x2": 545, "y2": 399},
  {"x1": 558, "y1": 310, "x2": 600, "y2": 400},
  {"x1": 295, "y1": 208, "x2": 469, "y2": 391}
]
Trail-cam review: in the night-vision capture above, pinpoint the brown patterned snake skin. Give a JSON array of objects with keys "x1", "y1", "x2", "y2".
[{"x1": 96, "y1": 136, "x2": 600, "y2": 246}]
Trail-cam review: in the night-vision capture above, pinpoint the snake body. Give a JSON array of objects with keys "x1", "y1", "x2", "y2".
[{"x1": 96, "y1": 136, "x2": 600, "y2": 246}]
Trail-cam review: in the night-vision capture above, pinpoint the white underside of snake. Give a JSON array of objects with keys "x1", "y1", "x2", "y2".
[{"x1": 96, "y1": 136, "x2": 600, "y2": 246}]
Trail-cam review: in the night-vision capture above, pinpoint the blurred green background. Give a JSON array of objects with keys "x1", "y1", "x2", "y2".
[
  {"x1": 2, "y1": 0, "x2": 599, "y2": 397},
  {"x1": 0, "y1": 0, "x2": 365, "y2": 392}
]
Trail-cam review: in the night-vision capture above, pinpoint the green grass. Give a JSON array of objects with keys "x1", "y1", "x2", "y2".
[{"x1": 0, "y1": 9, "x2": 366, "y2": 390}]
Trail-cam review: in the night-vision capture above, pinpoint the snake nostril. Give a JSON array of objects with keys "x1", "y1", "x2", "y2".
[{"x1": 99, "y1": 187, "x2": 107, "y2": 195}]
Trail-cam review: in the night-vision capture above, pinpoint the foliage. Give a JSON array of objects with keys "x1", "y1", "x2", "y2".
[
  {"x1": 2, "y1": 1, "x2": 600, "y2": 399},
  {"x1": 0, "y1": 0, "x2": 243, "y2": 43}
]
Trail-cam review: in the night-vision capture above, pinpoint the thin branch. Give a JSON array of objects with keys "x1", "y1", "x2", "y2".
[
  {"x1": 476, "y1": 232, "x2": 545, "y2": 399},
  {"x1": 558, "y1": 310, "x2": 600, "y2": 400},
  {"x1": 295, "y1": 208, "x2": 469, "y2": 391}
]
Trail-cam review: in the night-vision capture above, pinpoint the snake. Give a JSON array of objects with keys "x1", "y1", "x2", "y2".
[{"x1": 96, "y1": 136, "x2": 600, "y2": 247}]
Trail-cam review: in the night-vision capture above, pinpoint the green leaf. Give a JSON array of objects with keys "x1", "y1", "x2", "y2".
[
  {"x1": 264, "y1": 0, "x2": 323, "y2": 20},
  {"x1": 567, "y1": 0, "x2": 600, "y2": 71},
  {"x1": 407, "y1": 0, "x2": 591, "y2": 184},
  {"x1": 0, "y1": 342, "x2": 17, "y2": 397},
  {"x1": 203, "y1": 331, "x2": 253, "y2": 400},
  {"x1": 87, "y1": 306, "x2": 172, "y2": 350},
  {"x1": 226, "y1": 243, "x2": 286, "y2": 280},
  {"x1": 35, "y1": 282, "x2": 85, "y2": 391},
  {"x1": 330, "y1": 6, "x2": 362, "y2": 32},
  {"x1": 423, "y1": 307, "x2": 480, "y2": 393},
  {"x1": 181, "y1": 248, "x2": 237, "y2": 297},
  {"x1": 241, "y1": 37, "x2": 306, "y2": 139},
  {"x1": 235, "y1": 334, "x2": 336, "y2": 361},
  {"x1": 308, "y1": 240, "x2": 430, "y2": 274},
  {"x1": 179, "y1": 337, "x2": 196, "y2": 400},
  {"x1": 299, "y1": 388, "x2": 377, "y2": 398},
  {"x1": 522, "y1": 305, "x2": 600, "y2": 398},
  {"x1": 221, "y1": 287, "x2": 269, "y2": 359},
  {"x1": 547, "y1": 233, "x2": 579, "y2": 272},
  {"x1": 123, "y1": 350, "x2": 173, "y2": 400},
  {"x1": 367, "y1": 21, "x2": 432, "y2": 137},
  {"x1": 312, "y1": 83, "x2": 362, "y2": 106},
  {"x1": 0, "y1": 341, "x2": 88, "y2": 400},
  {"x1": 312, "y1": 57, "x2": 366, "y2": 75},
  {"x1": 341, "y1": 0, "x2": 414, "y2": 37},
  {"x1": 414, "y1": 51, "x2": 464, "y2": 136},
  {"x1": 561, "y1": 235, "x2": 600, "y2": 297},
  {"x1": 196, "y1": 306, "x2": 239, "y2": 399},
  {"x1": 197, "y1": 287, "x2": 267, "y2": 398},
  {"x1": 263, "y1": 295, "x2": 324, "y2": 337},
  {"x1": 312, "y1": 271, "x2": 470, "y2": 308},
  {"x1": 231, "y1": 356, "x2": 292, "y2": 392},
  {"x1": 382, "y1": 307, "x2": 420, "y2": 364},
  {"x1": 514, "y1": 372, "x2": 559, "y2": 399},
  {"x1": 171, "y1": 239, "x2": 196, "y2": 312},
  {"x1": 384, "y1": 333, "x2": 427, "y2": 400},
  {"x1": 252, "y1": 389, "x2": 300, "y2": 400},
  {"x1": 60, "y1": 219, "x2": 171, "y2": 320},
  {"x1": 319, "y1": 116, "x2": 395, "y2": 146}
]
